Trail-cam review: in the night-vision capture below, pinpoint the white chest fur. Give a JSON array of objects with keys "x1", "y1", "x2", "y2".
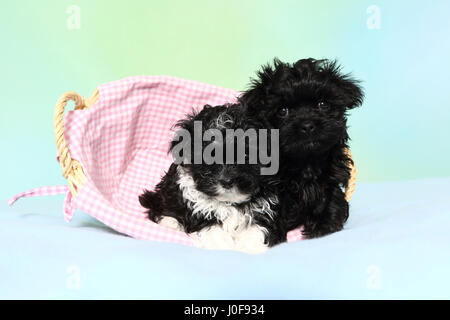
[{"x1": 174, "y1": 166, "x2": 277, "y2": 253}]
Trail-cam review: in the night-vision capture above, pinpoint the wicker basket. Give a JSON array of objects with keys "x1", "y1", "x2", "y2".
[{"x1": 54, "y1": 89, "x2": 357, "y2": 202}]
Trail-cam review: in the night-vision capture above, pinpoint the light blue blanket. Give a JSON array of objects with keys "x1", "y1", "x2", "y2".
[{"x1": 1, "y1": 178, "x2": 449, "y2": 299}]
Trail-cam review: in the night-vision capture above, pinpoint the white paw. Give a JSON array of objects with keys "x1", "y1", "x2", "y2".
[
  {"x1": 191, "y1": 225, "x2": 235, "y2": 251},
  {"x1": 234, "y1": 226, "x2": 268, "y2": 254},
  {"x1": 158, "y1": 216, "x2": 183, "y2": 231}
]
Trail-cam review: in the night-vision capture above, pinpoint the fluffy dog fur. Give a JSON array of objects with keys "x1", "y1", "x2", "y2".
[
  {"x1": 139, "y1": 104, "x2": 285, "y2": 252},
  {"x1": 239, "y1": 58, "x2": 364, "y2": 238}
]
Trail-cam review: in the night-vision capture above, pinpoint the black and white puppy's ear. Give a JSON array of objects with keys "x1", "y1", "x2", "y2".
[
  {"x1": 169, "y1": 105, "x2": 216, "y2": 164},
  {"x1": 319, "y1": 59, "x2": 365, "y2": 110},
  {"x1": 168, "y1": 108, "x2": 199, "y2": 165}
]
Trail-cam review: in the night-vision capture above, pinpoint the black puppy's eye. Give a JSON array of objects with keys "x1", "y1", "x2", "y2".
[
  {"x1": 317, "y1": 101, "x2": 329, "y2": 109},
  {"x1": 277, "y1": 107, "x2": 289, "y2": 117}
]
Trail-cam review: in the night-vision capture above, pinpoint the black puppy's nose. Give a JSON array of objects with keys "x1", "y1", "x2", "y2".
[
  {"x1": 219, "y1": 178, "x2": 234, "y2": 189},
  {"x1": 300, "y1": 122, "x2": 316, "y2": 134}
]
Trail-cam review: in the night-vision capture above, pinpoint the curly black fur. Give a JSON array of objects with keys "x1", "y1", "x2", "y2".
[
  {"x1": 239, "y1": 58, "x2": 364, "y2": 238},
  {"x1": 139, "y1": 104, "x2": 286, "y2": 247}
]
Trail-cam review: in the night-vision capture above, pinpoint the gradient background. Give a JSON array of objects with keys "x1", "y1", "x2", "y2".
[{"x1": 1, "y1": 0, "x2": 450, "y2": 198}]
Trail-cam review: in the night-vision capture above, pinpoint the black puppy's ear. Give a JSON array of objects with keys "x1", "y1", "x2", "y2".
[
  {"x1": 240, "y1": 58, "x2": 284, "y2": 108},
  {"x1": 322, "y1": 60, "x2": 364, "y2": 109},
  {"x1": 336, "y1": 76, "x2": 364, "y2": 109}
]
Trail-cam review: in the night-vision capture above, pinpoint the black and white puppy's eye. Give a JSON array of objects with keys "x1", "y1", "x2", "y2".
[
  {"x1": 277, "y1": 106, "x2": 289, "y2": 117},
  {"x1": 317, "y1": 101, "x2": 330, "y2": 109}
]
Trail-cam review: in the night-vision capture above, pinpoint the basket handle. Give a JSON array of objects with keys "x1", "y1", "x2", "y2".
[
  {"x1": 344, "y1": 148, "x2": 358, "y2": 202},
  {"x1": 54, "y1": 89, "x2": 98, "y2": 196}
]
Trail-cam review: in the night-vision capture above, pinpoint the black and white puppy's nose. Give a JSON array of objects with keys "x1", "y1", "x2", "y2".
[
  {"x1": 219, "y1": 177, "x2": 234, "y2": 189},
  {"x1": 300, "y1": 121, "x2": 316, "y2": 134}
]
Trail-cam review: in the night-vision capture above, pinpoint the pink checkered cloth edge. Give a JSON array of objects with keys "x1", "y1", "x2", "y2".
[{"x1": 8, "y1": 76, "x2": 304, "y2": 246}]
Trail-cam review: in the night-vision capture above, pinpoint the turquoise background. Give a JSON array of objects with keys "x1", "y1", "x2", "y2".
[{"x1": 1, "y1": 0, "x2": 450, "y2": 198}]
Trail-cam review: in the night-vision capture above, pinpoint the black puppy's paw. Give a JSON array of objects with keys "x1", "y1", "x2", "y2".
[
  {"x1": 302, "y1": 219, "x2": 345, "y2": 238},
  {"x1": 302, "y1": 197, "x2": 349, "y2": 238}
]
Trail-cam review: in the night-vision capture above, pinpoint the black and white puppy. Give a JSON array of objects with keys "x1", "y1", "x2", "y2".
[
  {"x1": 240, "y1": 58, "x2": 364, "y2": 238},
  {"x1": 139, "y1": 104, "x2": 283, "y2": 253}
]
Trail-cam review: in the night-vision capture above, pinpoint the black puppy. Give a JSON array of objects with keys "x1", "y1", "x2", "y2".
[
  {"x1": 139, "y1": 104, "x2": 283, "y2": 252},
  {"x1": 240, "y1": 58, "x2": 364, "y2": 238}
]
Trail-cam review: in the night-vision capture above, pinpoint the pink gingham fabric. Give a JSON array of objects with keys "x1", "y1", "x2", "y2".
[{"x1": 9, "y1": 76, "x2": 304, "y2": 246}]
